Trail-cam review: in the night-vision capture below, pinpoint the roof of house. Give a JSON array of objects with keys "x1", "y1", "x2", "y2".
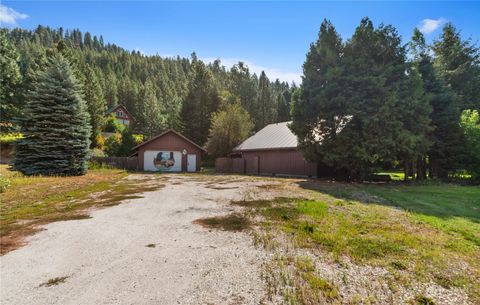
[
  {"x1": 233, "y1": 121, "x2": 298, "y2": 152},
  {"x1": 106, "y1": 104, "x2": 135, "y2": 121},
  {"x1": 131, "y1": 129, "x2": 207, "y2": 153}
]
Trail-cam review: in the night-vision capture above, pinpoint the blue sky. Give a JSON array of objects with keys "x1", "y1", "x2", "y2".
[{"x1": 1, "y1": 1, "x2": 479, "y2": 83}]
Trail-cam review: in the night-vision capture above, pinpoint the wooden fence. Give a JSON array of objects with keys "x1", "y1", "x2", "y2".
[
  {"x1": 215, "y1": 157, "x2": 246, "y2": 174},
  {"x1": 90, "y1": 156, "x2": 139, "y2": 170}
]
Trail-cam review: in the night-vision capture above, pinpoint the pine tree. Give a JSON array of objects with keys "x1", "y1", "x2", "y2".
[
  {"x1": 0, "y1": 29, "x2": 22, "y2": 133},
  {"x1": 13, "y1": 54, "x2": 91, "y2": 176},
  {"x1": 137, "y1": 80, "x2": 166, "y2": 139},
  {"x1": 229, "y1": 62, "x2": 258, "y2": 127},
  {"x1": 181, "y1": 61, "x2": 220, "y2": 145},
  {"x1": 83, "y1": 66, "x2": 106, "y2": 147},
  {"x1": 256, "y1": 71, "x2": 276, "y2": 129}
]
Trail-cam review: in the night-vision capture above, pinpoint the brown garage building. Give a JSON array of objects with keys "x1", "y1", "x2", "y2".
[
  {"x1": 220, "y1": 121, "x2": 317, "y2": 177},
  {"x1": 131, "y1": 129, "x2": 205, "y2": 172}
]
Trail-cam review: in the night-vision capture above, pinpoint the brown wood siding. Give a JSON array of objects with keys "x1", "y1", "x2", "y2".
[
  {"x1": 137, "y1": 132, "x2": 202, "y2": 171},
  {"x1": 242, "y1": 149, "x2": 317, "y2": 177}
]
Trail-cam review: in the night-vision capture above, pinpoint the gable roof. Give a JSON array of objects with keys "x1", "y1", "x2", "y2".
[
  {"x1": 233, "y1": 121, "x2": 298, "y2": 152},
  {"x1": 131, "y1": 129, "x2": 207, "y2": 152},
  {"x1": 106, "y1": 104, "x2": 135, "y2": 121}
]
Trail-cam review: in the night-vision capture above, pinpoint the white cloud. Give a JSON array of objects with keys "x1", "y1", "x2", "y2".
[
  {"x1": 202, "y1": 57, "x2": 301, "y2": 85},
  {"x1": 418, "y1": 18, "x2": 446, "y2": 35},
  {"x1": 0, "y1": 5, "x2": 28, "y2": 26}
]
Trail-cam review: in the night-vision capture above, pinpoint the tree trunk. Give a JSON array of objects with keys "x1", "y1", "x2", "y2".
[
  {"x1": 404, "y1": 160, "x2": 410, "y2": 182},
  {"x1": 416, "y1": 156, "x2": 426, "y2": 180}
]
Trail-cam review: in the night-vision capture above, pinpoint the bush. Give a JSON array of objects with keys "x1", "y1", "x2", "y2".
[
  {"x1": 95, "y1": 134, "x2": 106, "y2": 150},
  {"x1": 104, "y1": 114, "x2": 124, "y2": 133},
  {"x1": 104, "y1": 133, "x2": 122, "y2": 156},
  {"x1": 0, "y1": 176, "x2": 11, "y2": 193}
]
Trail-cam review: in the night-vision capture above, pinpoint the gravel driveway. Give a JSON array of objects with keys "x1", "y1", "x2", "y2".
[{"x1": 0, "y1": 174, "x2": 268, "y2": 305}]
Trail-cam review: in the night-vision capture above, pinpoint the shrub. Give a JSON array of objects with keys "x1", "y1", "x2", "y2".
[
  {"x1": 0, "y1": 176, "x2": 11, "y2": 193},
  {"x1": 95, "y1": 134, "x2": 106, "y2": 150},
  {"x1": 103, "y1": 114, "x2": 124, "y2": 133},
  {"x1": 104, "y1": 133, "x2": 122, "y2": 157}
]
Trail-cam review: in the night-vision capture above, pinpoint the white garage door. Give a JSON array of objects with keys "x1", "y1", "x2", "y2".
[{"x1": 144, "y1": 150, "x2": 182, "y2": 172}]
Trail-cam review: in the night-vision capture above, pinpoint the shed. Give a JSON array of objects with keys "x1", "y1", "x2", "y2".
[
  {"x1": 131, "y1": 130, "x2": 205, "y2": 172},
  {"x1": 230, "y1": 121, "x2": 317, "y2": 177}
]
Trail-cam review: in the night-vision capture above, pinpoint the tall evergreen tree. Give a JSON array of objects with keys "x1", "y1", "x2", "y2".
[
  {"x1": 433, "y1": 23, "x2": 480, "y2": 111},
  {"x1": 83, "y1": 66, "x2": 106, "y2": 147},
  {"x1": 290, "y1": 19, "x2": 350, "y2": 176},
  {"x1": 13, "y1": 54, "x2": 91, "y2": 175},
  {"x1": 256, "y1": 71, "x2": 276, "y2": 129},
  {"x1": 137, "y1": 80, "x2": 166, "y2": 139},
  {"x1": 0, "y1": 29, "x2": 22, "y2": 133},
  {"x1": 411, "y1": 28, "x2": 462, "y2": 179},
  {"x1": 229, "y1": 62, "x2": 258, "y2": 127},
  {"x1": 292, "y1": 18, "x2": 430, "y2": 180},
  {"x1": 181, "y1": 61, "x2": 220, "y2": 145}
]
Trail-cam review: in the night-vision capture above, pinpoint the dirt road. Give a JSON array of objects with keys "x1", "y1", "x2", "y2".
[{"x1": 0, "y1": 174, "x2": 267, "y2": 305}]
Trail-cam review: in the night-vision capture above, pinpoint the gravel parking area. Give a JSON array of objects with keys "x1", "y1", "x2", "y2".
[{"x1": 0, "y1": 174, "x2": 268, "y2": 305}]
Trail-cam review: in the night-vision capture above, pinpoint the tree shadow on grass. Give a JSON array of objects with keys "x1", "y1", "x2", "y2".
[{"x1": 296, "y1": 179, "x2": 480, "y2": 224}]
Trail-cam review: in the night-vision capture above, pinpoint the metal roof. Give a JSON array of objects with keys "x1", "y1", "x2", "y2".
[{"x1": 233, "y1": 121, "x2": 297, "y2": 151}]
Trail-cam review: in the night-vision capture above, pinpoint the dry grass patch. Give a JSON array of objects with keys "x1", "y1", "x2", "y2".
[
  {"x1": 0, "y1": 165, "x2": 163, "y2": 254},
  {"x1": 39, "y1": 276, "x2": 69, "y2": 287},
  {"x1": 193, "y1": 214, "x2": 251, "y2": 232},
  {"x1": 237, "y1": 195, "x2": 479, "y2": 304}
]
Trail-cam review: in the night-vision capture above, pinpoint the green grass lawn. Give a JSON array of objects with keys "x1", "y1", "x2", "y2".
[{"x1": 240, "y1": 179, "x2": 480, "y2": 304}]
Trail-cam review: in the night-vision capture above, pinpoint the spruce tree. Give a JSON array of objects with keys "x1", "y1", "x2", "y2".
[{"x1": 13, "y1": 54, "x2": 91, "y2": 176}]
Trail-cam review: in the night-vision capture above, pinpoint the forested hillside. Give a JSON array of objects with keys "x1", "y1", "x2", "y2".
[{"x1": 1, "y1": 25, "x2": 293, "y2": 146}]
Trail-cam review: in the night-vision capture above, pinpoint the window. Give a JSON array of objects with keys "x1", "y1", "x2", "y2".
[{"x1": 117, "y1": 110, "x2": 124, "y2": 118}]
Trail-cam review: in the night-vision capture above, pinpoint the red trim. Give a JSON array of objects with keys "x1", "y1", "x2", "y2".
[{"x1": 131, "y1": 129, "x2": 207, "y2": 153}]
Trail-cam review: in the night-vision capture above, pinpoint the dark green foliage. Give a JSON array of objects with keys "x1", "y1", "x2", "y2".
[
  {"x1": 104, "y1": 133, "x2": 122, "y2": 157},
  {"x1": 256, "y1": 71, "x2": 276, "y2": 130},
  {"x1": 104, "y1": 128, "x2": 136, "y2": 157},
  {"x1": 0, "y1": 29, "x2": 22, "y2": 133},
  {"x1": 83, "y1": 66, "x2": 105, "y2": 147},
  {"x1": 4, "y1": 26, "x2": 293, "y2": 148},
  {"x1": 13, "y1": 54, "x2": 91, "y2": 175},
  {"x1": 292, "y1": 19, "x2": 431, "y2": 180},
  {"x1": 433, "y1": 23, "x2": 480, "y2": 111},
  {"x1": 181, "y1": 61, "x2": 221, "y2": 145},
  {"x1": 117, "y1": 128, "x2": 136, "y2": 157},
  {"x1": 411, "y1": 29, "x2": 464, "y2": 179},
  {"x1": 460, "y1": 110, "x2": 480, "y2": 179},
  {"x1": 136, "y1": 79, "x2": 166, "y2": 139}
]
